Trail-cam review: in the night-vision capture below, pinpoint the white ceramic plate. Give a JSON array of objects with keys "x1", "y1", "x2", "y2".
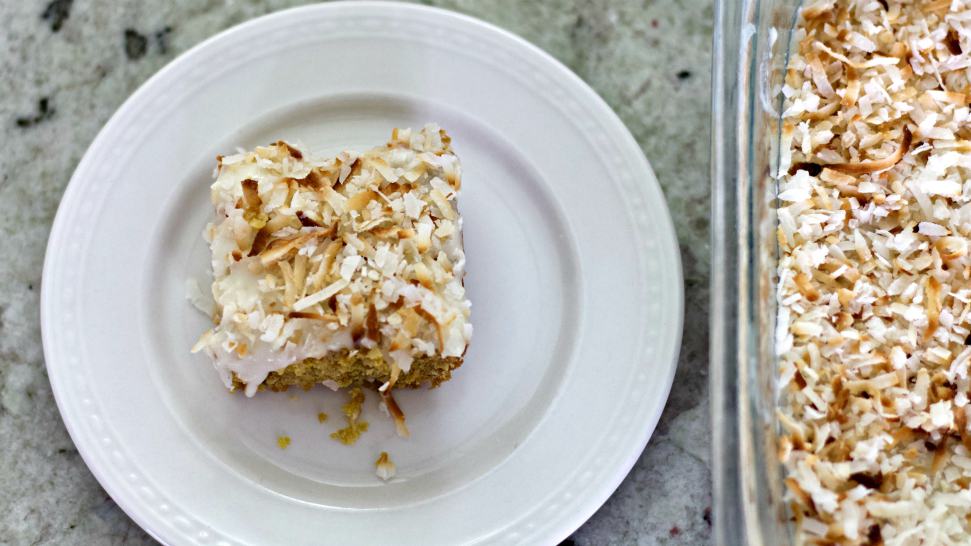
[{"x1": 41, "y1": 3, "x2": 682, "y2": 545}]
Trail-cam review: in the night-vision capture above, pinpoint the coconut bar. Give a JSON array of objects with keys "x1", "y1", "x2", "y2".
[{"x1": 193, "y1": 125, "x2": 472, "y2": 397}]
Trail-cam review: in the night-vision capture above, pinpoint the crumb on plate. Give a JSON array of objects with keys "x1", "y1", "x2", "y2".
[{"x1": 331, "y1": 387, "x2": 369, "y2": 445}]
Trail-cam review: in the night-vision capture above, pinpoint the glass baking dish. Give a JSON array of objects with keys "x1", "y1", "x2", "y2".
[{"x1": 711, "y1": 0, "x2": 802, "y2": 543}]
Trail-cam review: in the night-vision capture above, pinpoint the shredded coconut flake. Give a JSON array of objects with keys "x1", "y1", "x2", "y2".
[{"x1": 375, "y1": 451, "x2": 396, "y2": 481}]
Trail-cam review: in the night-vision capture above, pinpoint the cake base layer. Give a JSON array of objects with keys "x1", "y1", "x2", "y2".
[{"x1": 231, "y1": 348, "x2": 463, "y2": 393}]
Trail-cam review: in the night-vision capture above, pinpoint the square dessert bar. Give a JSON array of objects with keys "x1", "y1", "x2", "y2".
[{"x1": 193, "y1": 125, "x2": 471, "y2": 396}]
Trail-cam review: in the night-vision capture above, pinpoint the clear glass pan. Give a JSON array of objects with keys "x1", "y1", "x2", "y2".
[{"x1": 711, "y1": 0, "x2": 802, "y2": 543}]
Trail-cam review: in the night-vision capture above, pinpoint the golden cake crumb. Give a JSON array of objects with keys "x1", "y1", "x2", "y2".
[
  {"x1": 330, "y1": 387, "x2": 369, "y2": 445},
  {"x1": 331, "y1": 421, "x2": 369, "y2": 445},
  {"x1": 317, "y1": 412, "x2": 328, "y2": 423},
  {"x1": 342, "y1": 387, "x2": 365, "y2": 421},
  {"x1": 276, "y1": 435, "x2": 291, "y2": 449}
]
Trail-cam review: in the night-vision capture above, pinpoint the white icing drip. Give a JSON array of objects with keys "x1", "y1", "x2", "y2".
[{"x1": 205, "y1": 327, "x2": 354, "y2": 397}]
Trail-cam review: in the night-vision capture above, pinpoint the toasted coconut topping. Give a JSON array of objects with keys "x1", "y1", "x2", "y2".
[
  {"x1": 296, "y1": 210, "x2": 321, "y2": 227},
  {"x1": 778, "y1": 0, "x2": 971, "y2": 542},
  {"x1": 194, "y1": 125, "x2": 472, "y2": 396},
  {"x1": 381, "y1": 389, "x2": 410, "y2": 438},
  {"x1": 375, "y1": 451, "x2": 396, "y2": 481},
  {"x1": 831, "y1": 128, "x2": 912, "y2": 175},
  {"x1": 277, "y1": 140, "x2": 303, "y2": 160}
]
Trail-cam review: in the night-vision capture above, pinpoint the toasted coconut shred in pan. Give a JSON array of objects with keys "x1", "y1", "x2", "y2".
[{"x1": 776, "y1": 0, "x2": 971, "y2": 543}]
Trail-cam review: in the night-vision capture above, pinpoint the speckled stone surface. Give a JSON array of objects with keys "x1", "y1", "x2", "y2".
[{"x1": 0, "y1": 0, "x2": 713, "y2": 544}]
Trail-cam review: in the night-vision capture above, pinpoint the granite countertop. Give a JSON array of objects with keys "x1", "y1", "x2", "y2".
[{"x1": 0, "y1": 0, "x2": 713, "y2": 543}]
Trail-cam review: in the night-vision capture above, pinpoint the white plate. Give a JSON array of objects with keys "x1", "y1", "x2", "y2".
[{"x1": 41, "y1": 3, "x2": 682, "y2": 545}]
